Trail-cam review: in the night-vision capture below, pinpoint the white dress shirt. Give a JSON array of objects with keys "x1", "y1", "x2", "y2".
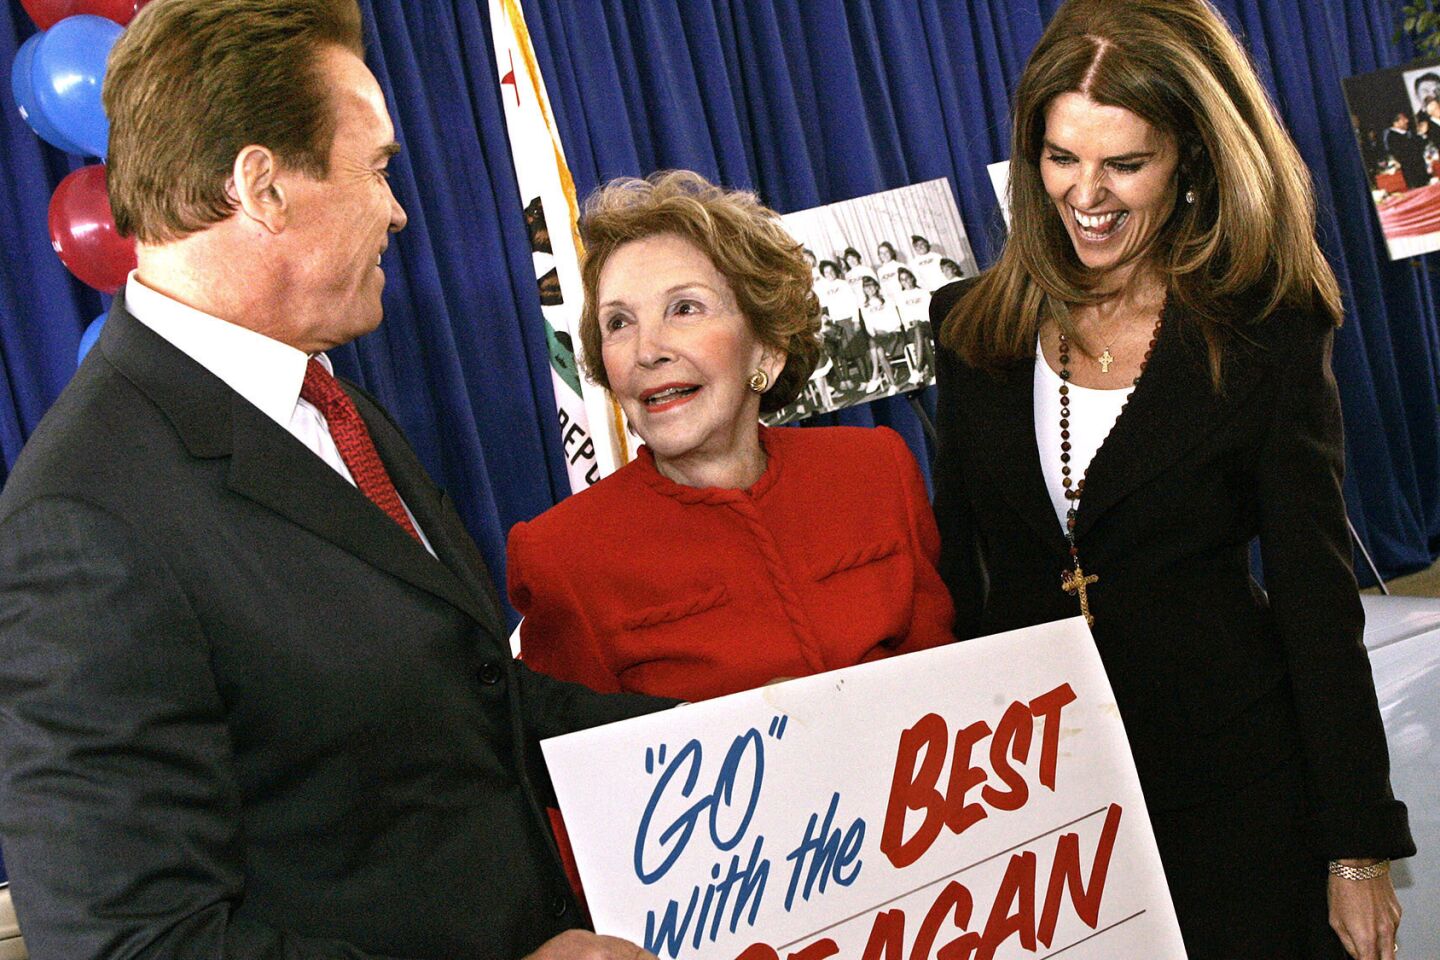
[{"x1": 125, "y1": 272, "x2": 435, "y2": 555}]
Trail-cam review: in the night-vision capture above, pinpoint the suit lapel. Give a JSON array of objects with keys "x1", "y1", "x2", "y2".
[
  {"x1": 351, "y1": 389, "x2": 509, "y2": 639},
  {"x1": 964, "y1": 359, "x2": 1072, "y2": 558},
  {"x1": 1072, "y1": 306, "x2": 1269, "y2": 540},
  {"x1": 101, "y1": 296, "x2": 497, "y2": 628},
  {"x1": 224, "y1": 399, "x2": 497, "y2": 627}
]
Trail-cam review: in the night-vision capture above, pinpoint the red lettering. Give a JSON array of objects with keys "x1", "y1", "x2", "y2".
[
  {"x1": 936, "y1": 929, "x2": 982, "y2": 960},
  {"x1": 884, "y1": 687, "x2": 1081, "y2": 872},
  {"x1": 942, "y1": 720, "x2": 992, "y2": 835},
  {"x1": 980, "y1": 701, "x2": 1032, "y2": 812},
  {"x1": 910, "y1": 881, "x2": 975, "y2": 960},
  {"x1": 734, "y1": 945, "x2": 779, "y2": 960},
  {"x1": 862, "y1": 909, "x2": 908, "y2": 960},
  {"x1": 881, "y1": 713, "x2": 948, "y2": 868},
  {"x1": 978, "y1": 852, "x2": 1037, "y2": 960},
  {"x1": 790, "y1": 939, "x2": 839, "y2": 960},
  {"x1": 1028, "y1": 683, "x2": 1077, "y2": 791},
  {"x1": 737, "y1": 942, "x2": 842, "y2": 960},
  {"x1": 1038, "y1": 803, "x2": 1123, "y2": 946}
]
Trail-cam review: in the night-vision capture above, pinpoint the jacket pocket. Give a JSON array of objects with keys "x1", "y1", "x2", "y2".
[
  {"x1": 810, "y1": 538, "x2": 901, "y2": 582},
  {"x1": 621, "y1": 585, "x2": 730, "y2": 630}
]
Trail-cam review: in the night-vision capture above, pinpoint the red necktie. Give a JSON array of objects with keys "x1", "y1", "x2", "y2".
[{"x1": 300, "y1": 358, "x2": 422, "y2": 544}]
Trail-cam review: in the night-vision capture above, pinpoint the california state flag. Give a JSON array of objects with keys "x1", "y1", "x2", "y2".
[{"x1": 489, "y1": 0, "x2": 629, "y2": 489}]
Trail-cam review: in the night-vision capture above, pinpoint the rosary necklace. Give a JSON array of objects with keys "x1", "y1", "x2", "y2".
[{"x1": 1056, "y1": 314, "x2": 1163, "y2": 626}]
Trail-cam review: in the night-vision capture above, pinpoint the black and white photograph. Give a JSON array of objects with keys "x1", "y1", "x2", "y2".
[{"x1": 764, "y1": 178, "x2": 974, "y2": 425}]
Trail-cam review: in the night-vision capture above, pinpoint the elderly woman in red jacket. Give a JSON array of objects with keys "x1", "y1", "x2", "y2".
[{"x1": 506, "y1": 170, "x2": 953, "y2": 702}]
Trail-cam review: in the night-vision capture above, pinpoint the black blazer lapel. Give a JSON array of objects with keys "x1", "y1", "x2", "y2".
[
  {"x1": 223, "y1": 399, "x2": 498, "y2": 627},
  {"x1": 1073, "y1": 307, "x2": 1270, "y2": 540},
  {"x1": 350, "y1": 388, "x2": 509, "y2": 640},
  {"x1": 964, "y1": 358, "x2": 1072, "y2": 558},
  {"x1": 101, "y1": 296, "x2": 496, "y2": 627}
]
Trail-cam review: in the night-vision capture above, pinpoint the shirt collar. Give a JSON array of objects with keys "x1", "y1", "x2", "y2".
[{"x1": 124, "y1": 271, "x2": 329, "y2": 429}]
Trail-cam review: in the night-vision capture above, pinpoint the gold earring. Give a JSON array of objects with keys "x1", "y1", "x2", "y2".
[{"x1": 748, "y1": 369, "x2": 770, "y2": 393}]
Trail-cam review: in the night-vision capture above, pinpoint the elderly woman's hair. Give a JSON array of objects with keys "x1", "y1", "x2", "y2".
[
  {"x1": 942, "y1": 0, "x2": 1342, "y2": 385},
  {"x1": 578, "y1": 170, "x2": 822, "y2": 414}
]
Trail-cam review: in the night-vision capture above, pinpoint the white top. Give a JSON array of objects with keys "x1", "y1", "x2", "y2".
[
  {"x1": 911, "y1": 251, "x2": 946, "y2": 291},
  {"x1": 896, "y1": 288, "x2": 931, "y2": 327},
  {"x1": 845, "y1": 264, "x2": 879, "y2": 301},
  {"x1": 861, "y1": 298, "x2": 904, "y2": 335},
  {"x1": 876, "y1": 259, "x2": 902, "y2": 294},
  {"x1": 1033, "y1": 341, "x2": 1133, "y2": 530},
  {"x1": 125, "y1": 272, "x2": 434, "y2": 555},
  {"x1": 816, "y1": 276, "x2": 859, "y2": 320}
]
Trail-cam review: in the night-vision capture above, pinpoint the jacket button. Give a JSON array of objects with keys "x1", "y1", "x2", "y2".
[
  {"x1": 550, "y1": 894, "x2": 569, "y2": 917},
  {"x1": 478, "y1": 662, "x2": 503, "y2": 685}
]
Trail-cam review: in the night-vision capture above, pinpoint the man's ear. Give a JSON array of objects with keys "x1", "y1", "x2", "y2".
[{"x1": 229, "y1": 145, "x2": 287, "y2": 234}]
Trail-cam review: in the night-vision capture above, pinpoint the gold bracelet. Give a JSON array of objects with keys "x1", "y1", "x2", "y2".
[{"x1": 1328, "y1": 859, "x2": 1390, "y2": 881}]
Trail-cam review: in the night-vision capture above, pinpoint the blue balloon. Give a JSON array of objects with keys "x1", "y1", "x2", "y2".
[
  {"x1": 77, "y1": 313, "x2": 105, "y2": 365},
  {"x1": 10, "y1": 33, "x2": 85, "y2": 154},
  {"x1": 32, "y1": 15, "x2": 123, "y2": 160}
]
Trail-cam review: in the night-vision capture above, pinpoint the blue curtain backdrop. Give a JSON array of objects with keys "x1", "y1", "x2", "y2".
[{"x1": 2, "y1": 0, "x2": 1438, "y2": 590}]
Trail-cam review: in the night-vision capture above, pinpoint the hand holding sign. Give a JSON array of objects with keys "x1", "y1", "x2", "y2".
[{"x1": 525, "y1": 930, "x2": 662, "y2": 960}]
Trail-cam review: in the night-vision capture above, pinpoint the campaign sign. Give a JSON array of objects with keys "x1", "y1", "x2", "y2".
[{"x1": 542, "y1": 618, "x2": 1187, "y2": 960}]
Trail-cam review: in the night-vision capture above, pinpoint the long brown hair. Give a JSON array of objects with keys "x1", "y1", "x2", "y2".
[{"x1": 942, "y1": 0, "x2": 1342, "y2": 384}]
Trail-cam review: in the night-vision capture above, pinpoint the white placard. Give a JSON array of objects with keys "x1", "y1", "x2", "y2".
[{"x1": 543, "y1": 618, "x2": 1187, "y2": 960}]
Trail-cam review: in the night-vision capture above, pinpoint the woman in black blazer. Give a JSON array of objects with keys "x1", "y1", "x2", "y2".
[{"x1": 930, "y1": 1, "x2": 1414, "y2": 958}]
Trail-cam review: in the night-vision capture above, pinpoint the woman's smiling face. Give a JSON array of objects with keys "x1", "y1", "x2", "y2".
[
  {"x1": 597, "y1": 233, "x2": 777, "y2": 479},
  {"x1": 1040, "y1": 92, "x2": 1180, "y2": 281}
]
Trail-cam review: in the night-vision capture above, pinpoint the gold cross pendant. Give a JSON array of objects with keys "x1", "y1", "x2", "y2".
[
  {"x1": 1098, "y1": 348, "x2": 1114, "y2": 374},
  {"x1": 1061, "y1": 564, "x2": 1099, "y2": 627}
]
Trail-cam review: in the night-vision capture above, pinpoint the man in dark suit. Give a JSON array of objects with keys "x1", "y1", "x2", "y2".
[
  {"x1": 0, "y1": 2, "x2": 665, "y2": 958},
  {"x1": 1383, "y1": 110, "x2": 1430, "y2": 190}
]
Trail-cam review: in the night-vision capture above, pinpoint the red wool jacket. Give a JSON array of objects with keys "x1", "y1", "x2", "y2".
[{"x1": 507, "y1": 425, "x2": 955, "y2": 701}]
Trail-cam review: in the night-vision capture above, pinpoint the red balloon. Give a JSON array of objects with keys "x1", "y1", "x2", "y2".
[
  {"x1": 48, "y1": 164, "x2": 137, "y2": 294},
  {"x1": 21, "y1": 0, "x2": 150, "y2": 30}
]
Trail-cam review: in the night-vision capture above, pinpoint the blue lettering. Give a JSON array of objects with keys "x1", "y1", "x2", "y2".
[
  {"x1": 643, "y1": 887, "x2": 699, "y2": 959},
  {"x1": 634, "y1": 739, "x2": 704, "y2": 883},
  {"x1": 783, "y1": 793, "x2": 866, "y2": 911},
  {"x1": 634, "y1": 730, "x2": 766, "y2": 884},
  {"x1": 640, "y1": 835, "x2": 771, "y2": 960}
]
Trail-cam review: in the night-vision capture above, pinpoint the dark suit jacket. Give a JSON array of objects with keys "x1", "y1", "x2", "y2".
[
  {"x1": 0, "y1": 300, "x2": 668, "y2": 960},
  {"x1": 1384, "y1": 125, "x2": 1430, "y2": 189},
  {"x1": 928, "y1": 280, "x2": 1413, "y2": 860}
]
